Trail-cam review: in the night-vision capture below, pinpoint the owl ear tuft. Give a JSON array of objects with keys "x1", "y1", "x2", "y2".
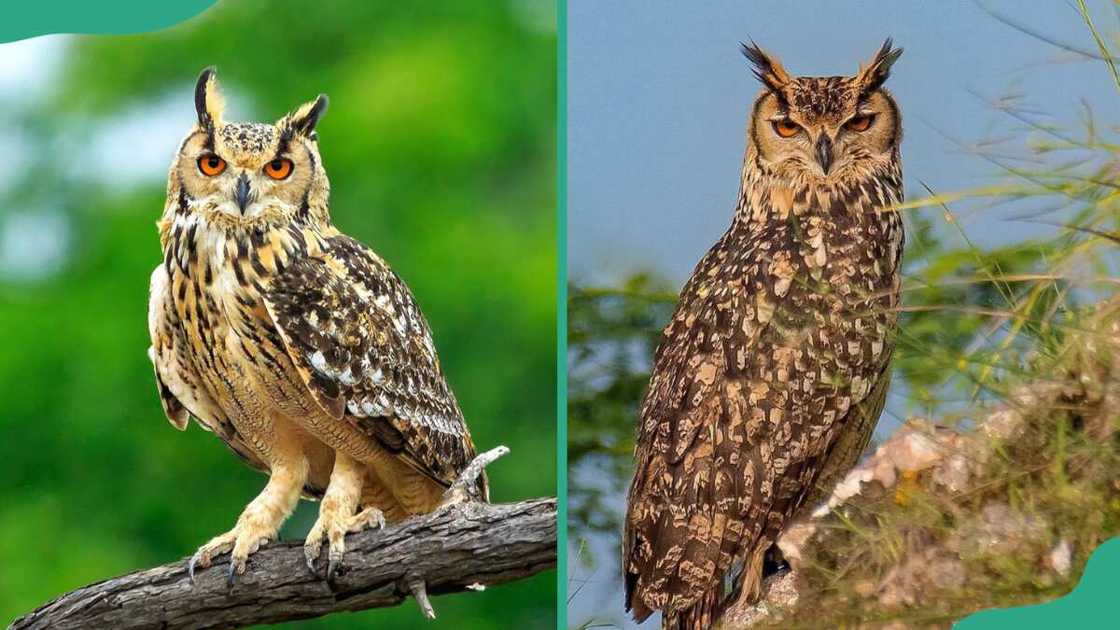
[
  {"x1": 740, "y1": 40, "x2": 793, "y2": 94},
  {"x1": 194, "y1": 67, "x2": 225, "y2": 129},
  {"x1": 283, "y1": 94, "x2": 329, "y2": 137},
  {"x1": 856, "y1": 39, "x2": 903, "y2": 94}
]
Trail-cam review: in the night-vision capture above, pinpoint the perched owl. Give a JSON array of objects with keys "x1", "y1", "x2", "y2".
[
  {"x1": 148, "y1": 69, "x2": 486, "y2": 583},
  {"x1": 623, "y1": 41, "x2": 905, "y2": 629}
]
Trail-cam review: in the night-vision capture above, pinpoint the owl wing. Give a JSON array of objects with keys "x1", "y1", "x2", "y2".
[
  {"x1": 259, "y1": 234, "x2": 479, "y2": 491},
  {"x1": 624, "y1": 225, "x2": 891, "y2": 620},
  {"x1": 147, "y1": 265, "x2": 268, "y2": 474},
  {"x1": 624, "y1": 236, "x2": 764, "y2": 620},
  {"x1": 801, "y1": 362, "x2": 891, "y2": 513}
]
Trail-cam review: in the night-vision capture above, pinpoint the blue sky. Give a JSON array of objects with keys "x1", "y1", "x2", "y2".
[
  {"x1": 568, "y1": 0, "x2": 1119, "y2": 285},
  {"x1": 567, "y1": 2, "x2": 1119, "y2": 627}
]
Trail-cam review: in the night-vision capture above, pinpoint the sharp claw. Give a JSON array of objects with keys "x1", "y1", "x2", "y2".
[
  {"x1": 188, "y1": 525, "x2": 271, "y2": 588},
  {"x1": 188, "y1": 548, "x2": 212, "y2": 585},
  {"x1": 226, "y1": 559, "x2": 242, "y2": 588},
  {"x1": 305, "y1": 541, "x2": 322, "y2": 574},
  {"x1": 327, "y1": 551, "x2": 342, "y2": 582}
]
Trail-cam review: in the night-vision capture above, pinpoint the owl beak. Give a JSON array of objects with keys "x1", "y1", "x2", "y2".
[
  {"x1": 815, "y1": 134, "x2": 834, "y2": 175},
  {"x1": 235, "y1": 173, "x2": 251, "y2": 213}
]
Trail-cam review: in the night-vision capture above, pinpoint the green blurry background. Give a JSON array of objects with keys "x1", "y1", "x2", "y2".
[{"x1": 0, "y1": 1, "x2": 556, "y2": 627}]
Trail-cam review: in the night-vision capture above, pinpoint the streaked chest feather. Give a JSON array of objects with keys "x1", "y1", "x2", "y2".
[
  {"x1": 687, "y1": 180, "x2": 901, "y2": 341},
  {"x1": 650, "y1": 175, "x2": 905, "y2": 454},
  {"x1": 162, "y1": 214, "x2": 314, "y2": 386}
]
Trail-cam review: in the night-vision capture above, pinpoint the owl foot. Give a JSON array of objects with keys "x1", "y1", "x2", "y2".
[
  {"x1": 187, "y1": 521, "x2": 275, "y2": 587},
  {"x1": 438, "y1": 444, "x2": 509, "y2": 508},
  {"x1": 185, "y1": 459, "x2": 305, "y2": 587},
  {"x1": 304, "y1": 505, "x2": 385, "y2": 580}
]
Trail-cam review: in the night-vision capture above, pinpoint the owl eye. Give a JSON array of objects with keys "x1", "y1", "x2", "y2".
[
  {"x1": 771, "y1": 119, "x2": 802, "y2": 138},
  {"x1": 264, "y1": 158, "x2": 294, "y2": 180},
  {"x1": 845, "y1": 114, "x2": 876, "y2": 132},
  {"x1": 197, "y1": 154, "x2": 226, "y2": 176}
]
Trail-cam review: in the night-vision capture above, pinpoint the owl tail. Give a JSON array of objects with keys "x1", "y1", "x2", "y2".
[
  {"x1": 661, "y1": 543, "x2": 770, "y2": 629},
  {"x1": 661, "y1": 588, "x2": 720, "y2": 630}
]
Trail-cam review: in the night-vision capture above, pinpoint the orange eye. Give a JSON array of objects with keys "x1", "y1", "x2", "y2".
[
  {"x1": 264, "y1": 158, "x2": 293, "y2": 180},
  {"x1": 197, "y1": 154, "x2": 226, "y2": 176},
  {"x1": 845, "y1": 114, "x2": 875, "y2": 132},
  {"x1": 772, "y1": 119, "x2": 801, "y2": 138}
]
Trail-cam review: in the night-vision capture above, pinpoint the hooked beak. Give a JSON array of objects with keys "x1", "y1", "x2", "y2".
[
  {"x1": 234, "y1": 173, "x2": 251, "y2": 213},
  {"x1": 815, "y1": 134, "x2": 834, "y2": 175}
]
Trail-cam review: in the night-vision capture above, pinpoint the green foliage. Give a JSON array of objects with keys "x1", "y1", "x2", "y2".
[
  {"x1": 567, "y1": 275, "x2": 675, "y2": 535},
  {"x1": 0, "y1": 1, "x2": 556, "y2": 627},
  {"x1": 895, "y1": 210, "x2": 1064, "y2": 412}
]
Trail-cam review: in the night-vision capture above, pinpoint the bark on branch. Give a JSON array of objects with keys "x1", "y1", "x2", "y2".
[{"x1": 9, "y1": 498, "x2": 556, "y2": 630}]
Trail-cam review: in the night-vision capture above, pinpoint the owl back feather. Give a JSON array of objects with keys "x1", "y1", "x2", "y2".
[{"x1": 262, "y1": 234, "x2": 484, "y2": 495}]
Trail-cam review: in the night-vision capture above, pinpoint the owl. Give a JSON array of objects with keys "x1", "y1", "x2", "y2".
[
  {"x1": 147, "y1": 69, "x2": 486, "y2": 584},
  {"x1": 623, "y1": 40, "x2": 905, "y2": 629}
]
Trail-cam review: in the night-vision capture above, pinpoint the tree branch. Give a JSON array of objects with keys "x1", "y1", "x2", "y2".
[{"x1": 9, "y1": 498, "x2": 556, "y2": 630}]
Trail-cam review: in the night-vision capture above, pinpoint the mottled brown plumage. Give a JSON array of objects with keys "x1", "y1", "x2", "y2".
[
  {"x1": 624, "y1": 41, "x2": 905, "y2": 629},
  {"x1": 148, "y1": 69, "x2": 483, "y2": 582}
]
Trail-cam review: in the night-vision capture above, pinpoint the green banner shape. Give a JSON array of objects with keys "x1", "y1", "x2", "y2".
[
  {"x1": 957, "y1": 537, "x2": 1118, "y2": 629},
  {"x1": 0, "y1": 1, "x2": 216, "y2": 43}
]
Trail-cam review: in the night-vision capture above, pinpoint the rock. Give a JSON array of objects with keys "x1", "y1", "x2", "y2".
[{"x1": 1047, "y1": 539, "x2": 1072, "y2": 577}]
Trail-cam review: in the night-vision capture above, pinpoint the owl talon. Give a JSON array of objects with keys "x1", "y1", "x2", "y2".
[
  {"x1": 356, "y1": 506, "x2": 387, "y2": 530},
  {"x1": 304, "y1": 520, "x2": 327, "y2": 575},
  {"x1": 305, "y1": 503, "x2": 385, "y2": 580},
  {"x1": 187, "y1": 550, "x2": 209, "y2": 584},
  {"x1": 186, "y1": 531, "x2": 235, "y2": 585},
  {"x1": 327, "y1": 549, "x2": 343, "y2": 582},
  {"x1": 188, "y1": 520, "x2": 276, "y2": 586},
  {"x1": 226, "y1": 559, "x2": 239, "y2": 588},
  {"x1": 304, "y1": 542, "x2": 322, "y2": 573}
]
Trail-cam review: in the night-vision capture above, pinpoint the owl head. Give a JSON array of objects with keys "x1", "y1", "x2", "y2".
[
  {"x1": 166, "y1": 68, "x2": 331, "y2": 228},
  {"x1": 741, "y1": 40, "x2": 903, "y2": 182}
]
